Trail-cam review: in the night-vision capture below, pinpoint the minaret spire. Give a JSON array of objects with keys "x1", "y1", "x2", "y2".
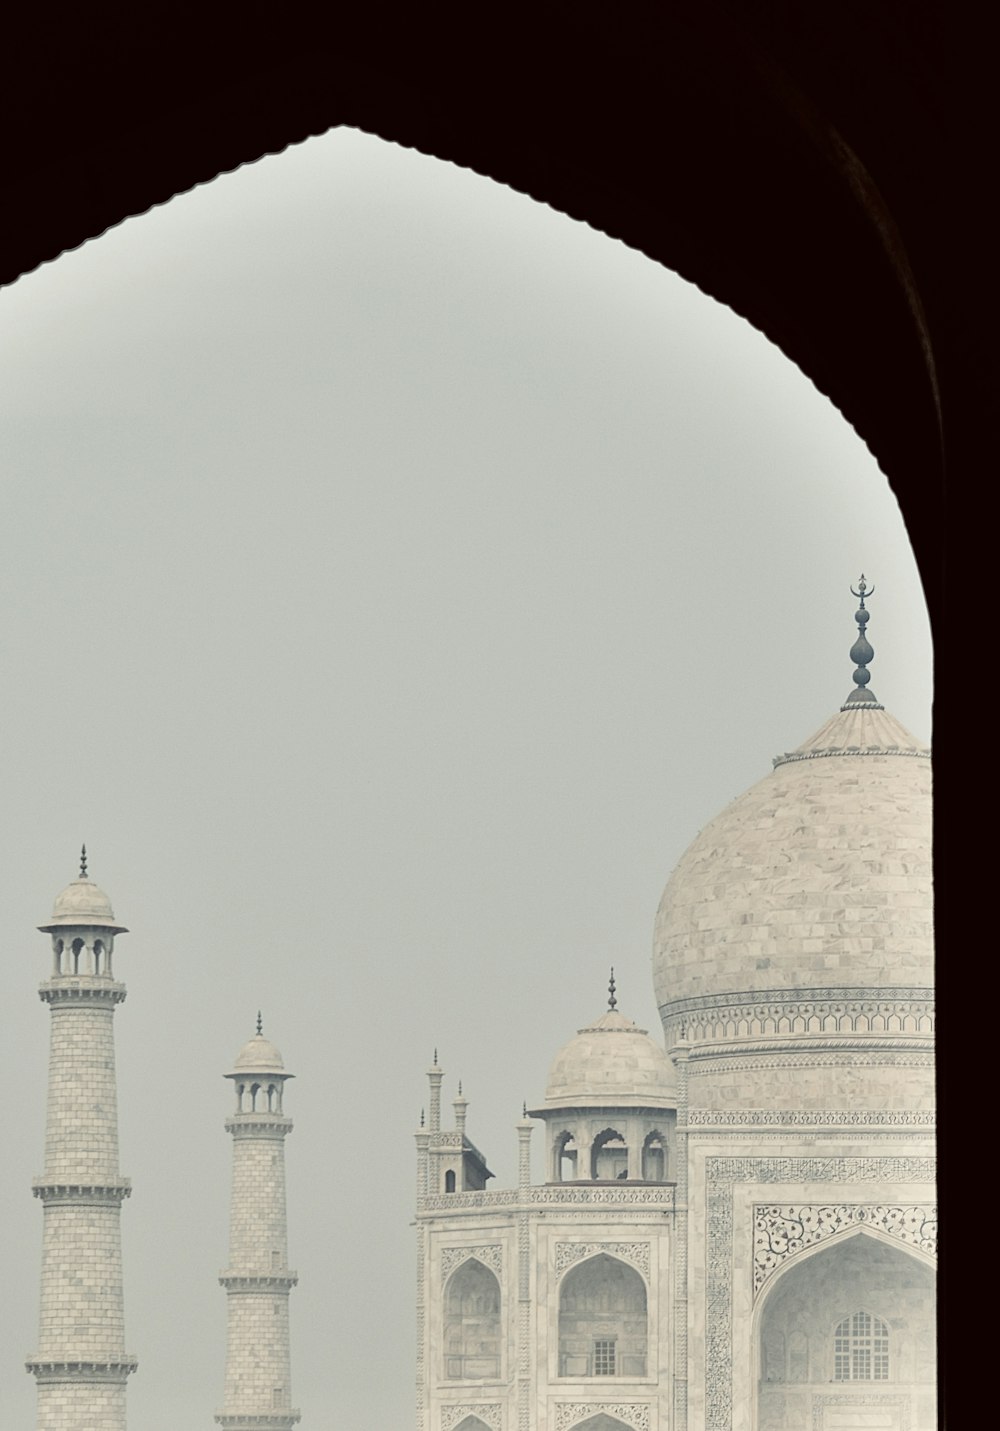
[
  {"x1": 218, "y1": 1027, "x2": 300, "y2": 1429},
  {"x1": 608, "y1": 965, "x2": 617, "y2": 1011},
  {"x1": 79, "y1": 843, "x2": 88, "y2": 878},
  {"x1": 27, "y1": 865, "x2": 136, "y2": 1428},
  {"x1": 842, "y1": 574, "x2": 884, "y2": 710}
]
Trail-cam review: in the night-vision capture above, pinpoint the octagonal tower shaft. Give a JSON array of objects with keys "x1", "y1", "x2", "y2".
[
  {"x1": 217, "y1": 1033, "x2": 300, "y2": 1431},
  {"x1": 27, "y1": 871, "x2": 137, "y2": 1431}
]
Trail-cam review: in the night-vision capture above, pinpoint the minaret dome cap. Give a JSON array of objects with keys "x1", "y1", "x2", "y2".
[
  {"x1": 38, "y1": 873, "x2": 128, "y2": 935},
  {"x1": 226, "y1": 1031, "x2": 292, "y2": 1080}
]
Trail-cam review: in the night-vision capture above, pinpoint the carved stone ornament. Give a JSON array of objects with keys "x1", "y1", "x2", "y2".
[
  {"x1": 554, "y1": 1241, "x2": 651, "y2": 1280},
  {"x1": 705, "y1": 1157, "x2": 935, "y2": 1431},
  {"x1": 441, "y1": 1403, "x2": 502, "y2": 1431},
  {"x1": 441, "y1": 1244, "x2": 504, "y2": 1282},
  {"x1": 688, "y1": 1108, "x2": 935, "y2": 1127},
  {"x1": 810, "y1": 1392, "x2": 912, "y2": 1430},
  {"x1": 554, "y1": 1403, "x2": 651, "y2": 1431},
  {"x1": 753, "y1": 1203, "x2": 937, "y2": 1293}
]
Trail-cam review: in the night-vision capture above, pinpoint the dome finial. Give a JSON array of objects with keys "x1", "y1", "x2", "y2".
[
  {"x1": 842, "y1": 574, "x2": 883, "y2": 709},
  {"x1": 608, "y1": 966, "x2": 617, "y2": 1011},
  {"x1": 79, "y1": 844, "x2": 88, "y2": 879},
  {"x1": 256, "y1": 1011, "x2": 263, "y2": 1036}
]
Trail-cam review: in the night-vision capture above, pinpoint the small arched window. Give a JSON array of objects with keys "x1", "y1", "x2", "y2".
[
  {"x1": 445, "y1": 1170, "x2": 457, "y2": 1193},
  {"x1": 590, "y1": 1128, "x2": 628, "y2": 1181},
  {"x1": 555, "y1": 1130, "x2": 578, "y2": 1182},
  {"x1": 833, "y1": 1311, "x2": 889, "y2": 1381},
  {"x1": 641, "y1": 1131, "x2": 666, "y2": 1181}
]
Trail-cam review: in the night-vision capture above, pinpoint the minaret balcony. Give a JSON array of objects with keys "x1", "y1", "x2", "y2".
[
  {"x1": 38, "y1": 975, "x2": 127, "y2": 1004},
  {"x1": 218, "y1": 1270, "x2": 299, "y2": 1291},
  {"x1": 225, "y1": 1113, "x2": 293, "y2": 1140},
  {"x1": 25, "y1": 1357, "x2": 138, "y2": 1382},
  {"x1": 32, "y1": 1178, "x2": 132, "y2": 1204},
  {"x1": 213, "y1": 1414, "x2": 301, "y2": 1429}
]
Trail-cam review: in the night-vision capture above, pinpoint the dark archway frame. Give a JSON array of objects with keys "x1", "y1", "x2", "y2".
[{"x1": 1, "y1": 14, "x2": 966, "y2": 1404}]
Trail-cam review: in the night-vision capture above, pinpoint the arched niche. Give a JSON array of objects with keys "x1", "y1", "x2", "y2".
[
  {"x1": 558, "y1": 1253, "x2": 647, "y2": 1379},
  {"x1": 554, "y1": 1129, "x2": 579, "y2": 1182},
  {"x1": 574, "y1": 1417, "x2": 634, "y2": 1431},
  {"x1": 453, "y1": 1418, "x2": 492, "y2": 1431},
  {"x1": 755, "y1": 1230, "x2": 936, "y2": 1431},
  {"x1": 443, "y1": 1258, "x2": 502, "y2": 1381},
  {"x1": 590, "y1": 1128, "x2": 628, "y2": 1181}
]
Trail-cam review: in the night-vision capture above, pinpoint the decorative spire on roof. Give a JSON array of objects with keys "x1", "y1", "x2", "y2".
[
  {"x1": 79, "y1": 844, "x2": 88, "y2": 879},
  {"x1": 842, "y1": 575, "x2": 884, "y2": 710},
  {"x1": 608, "y1": 966, "x2": 617, "y2": 1011},
  {"x1": 256, "y1": 1011, "x2": 263, "y2": 1036}
]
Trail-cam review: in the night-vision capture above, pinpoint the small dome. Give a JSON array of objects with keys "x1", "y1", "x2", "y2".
[
  {"x1": 229, "y1": 1032, "x2": 288, "y2": 1078},
  {"x1": 539, "y1": 1008, "x2": 677, "y2": 1110},
  {"x1": 39, "y1": 875, "x2": 127, "y2": 933}
]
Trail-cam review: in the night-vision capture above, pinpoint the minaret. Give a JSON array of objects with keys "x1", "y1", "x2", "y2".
[
  {"x1": 217, "y1": 1017, "x2": 300, "y2": 1430},
  {"x1": 26, "y1": 849, "x2": 138, "y2": 1431}
]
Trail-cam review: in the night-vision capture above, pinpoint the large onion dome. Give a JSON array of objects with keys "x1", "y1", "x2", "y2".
[{"x1": 652, "y1": 580, "x2": 932, "y2": 1052}]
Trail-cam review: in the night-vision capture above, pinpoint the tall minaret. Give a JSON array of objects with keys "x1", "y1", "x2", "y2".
[
  {"x1": 26, "y1": 849, "x2": 138, "y2": 1431},
  {"x1": 217, "y1": 1018, "x2": 300, "y2": 1430}
]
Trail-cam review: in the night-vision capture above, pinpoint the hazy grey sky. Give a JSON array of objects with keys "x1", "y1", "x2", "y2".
[{"x1": 0, "y1": 129, "x2": 931, "y2": 1427}]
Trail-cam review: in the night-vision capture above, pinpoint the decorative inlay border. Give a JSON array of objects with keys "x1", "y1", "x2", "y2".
[
  {"x1": 773, "y1": 744, "x2": 927, "y2": 765},
  {"x1": 441, "y1": 1244, "x2": 503, "y2": 1281},
  {"x1": 554, "y1": 1403, "x2": 650, "y2": 1431},
  {"x1": 687, "y1": 1051, "x2": 933, "y2": 1074},
  {"x1": 688, "y1": 1109, "x2": 935, "y2": 1127},
  {"x1": 753, "y1": 1204, "x2": 937, "y2": 1293},
  {"x1": 705, "y1": 1157, "x2": 936, "y2": 1431},
  {"x1": 661, "y1": 989, "x2": 933, "y2": 1045},
  {"x1": 420, "y1": 1186, "x2": 675, "y2": 1213},
  {"x1": 555, "y1": 1241, "x2": 651, "y2": 1279},
  {"x1": 810, "y1": 1392, "x2": 911, "y2": 1430},
  {"x1": 441, "y1": 1403, "x2": 502, "y2": 1430}
]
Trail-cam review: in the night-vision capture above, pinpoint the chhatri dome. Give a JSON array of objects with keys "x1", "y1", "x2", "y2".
[
  {"x1": 653, "y1": 577, "x2": 932, "y2": 1037},
  {"x1": 38, "y1": 845, "x2": 128, "y2": 934},
  {"x1": 541, "y1": 972, "x2": 678, "y2": 1110},
  {"x1": 228, "y1": 1013, "x2": 289, "y2": 1077}
]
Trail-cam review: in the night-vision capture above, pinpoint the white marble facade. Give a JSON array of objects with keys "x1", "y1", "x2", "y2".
[{"x1": 417, "y1": 630, "x2": 935, "y2": 1431}]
